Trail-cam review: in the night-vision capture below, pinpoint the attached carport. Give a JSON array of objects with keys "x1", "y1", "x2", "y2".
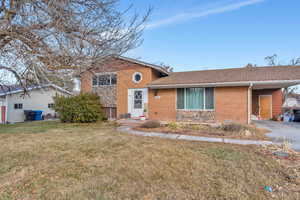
[{"x1": 250, "y1": 80, "x2": 300, "y2": 121}]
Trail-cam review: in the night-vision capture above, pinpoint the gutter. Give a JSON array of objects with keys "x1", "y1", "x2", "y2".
[{"x1": 148, "y1": 80, "x2": 300, "y2": 89}]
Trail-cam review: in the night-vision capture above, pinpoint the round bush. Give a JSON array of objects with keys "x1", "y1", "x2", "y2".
[
  {"x1": 53, "y1": 93, "x2": 104, "y2": 123},
  {"x1": 140, "y1": 120, "x2": 161, "y2": 128}
]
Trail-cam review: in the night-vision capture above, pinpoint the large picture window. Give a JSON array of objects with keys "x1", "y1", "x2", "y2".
[
  {"x1": 177, "y1": 88, "x2": 214, "y2": 110},
  {"x1": 92, "y1": 74, "x2": 117, "y2": 86}
]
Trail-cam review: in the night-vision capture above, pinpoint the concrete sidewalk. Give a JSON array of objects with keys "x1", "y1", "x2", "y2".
[{"x1": 117, "y1": 126, "x2": 274, "y2": 146}]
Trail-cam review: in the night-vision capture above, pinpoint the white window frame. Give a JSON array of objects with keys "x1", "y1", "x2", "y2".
[
  {"x1": 176, "y1": 87, "x2": 215, "y2": 111},
  {"x1": 92, "y1": 72, "x2": 117, "y2": 87},
  {"x1": 132, "y1": 72, "x2": 142, "y2": 84}
]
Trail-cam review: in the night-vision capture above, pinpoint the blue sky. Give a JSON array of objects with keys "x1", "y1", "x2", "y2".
[{"x1": 121, "y1": 0, "x2": 300, "y2": 72}]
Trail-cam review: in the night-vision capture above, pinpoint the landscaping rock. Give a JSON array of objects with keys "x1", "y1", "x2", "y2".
[{"x1": 244, "y1": 130, "x2": 253, "y2": 137}]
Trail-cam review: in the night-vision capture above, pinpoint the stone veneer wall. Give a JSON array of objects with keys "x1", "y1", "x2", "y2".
[
  {"x1": 176, "y1": 110, "x2": 215, "y2": 123},
  {"x1": 92, "y1": 85, "x2": 116, "y2": 107}
]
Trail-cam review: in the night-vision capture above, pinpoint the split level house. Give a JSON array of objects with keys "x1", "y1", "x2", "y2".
[{"x1": 80, "y1": 56, "x2": 300, "y2": 124}]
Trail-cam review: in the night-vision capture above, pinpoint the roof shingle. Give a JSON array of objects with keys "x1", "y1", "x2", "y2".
[{"x1": 148, "y1": 65, "x2": 300, "y2": 87}]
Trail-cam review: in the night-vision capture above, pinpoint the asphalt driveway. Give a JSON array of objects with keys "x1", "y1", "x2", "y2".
[{"x1": 254, "y1": 120, "x2": 300, "y2": 151}]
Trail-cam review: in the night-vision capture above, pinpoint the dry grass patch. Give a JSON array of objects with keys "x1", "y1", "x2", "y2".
[{"x1": 0, "y1": 121, "x2": 299, "y2": 200}]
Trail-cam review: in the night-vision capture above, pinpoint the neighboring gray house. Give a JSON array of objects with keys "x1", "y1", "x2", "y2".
[{"x1": 0, "y1": 84, "x2": 71, "y2": 123}]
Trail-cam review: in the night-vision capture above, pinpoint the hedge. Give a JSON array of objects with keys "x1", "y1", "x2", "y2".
[{"x1": 53, "y1": 93, "x2": 104, "y2": 123}]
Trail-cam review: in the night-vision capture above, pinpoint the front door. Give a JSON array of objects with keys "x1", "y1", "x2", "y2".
[
  {"x1": 259, "y1": 95, "x2": 272, "y2": 120},
  {"x1": 128, "y1": 88, "x2": 148, "y2": 118}
]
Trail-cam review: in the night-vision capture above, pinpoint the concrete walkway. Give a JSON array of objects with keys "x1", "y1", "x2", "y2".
[{"x1": 117, "y1": 126, "x2": 274, "y2": 146}]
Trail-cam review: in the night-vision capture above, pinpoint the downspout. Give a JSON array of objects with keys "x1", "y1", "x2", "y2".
[{"x1": 248, "y1": 83, "x2": 253, "y2": 124}]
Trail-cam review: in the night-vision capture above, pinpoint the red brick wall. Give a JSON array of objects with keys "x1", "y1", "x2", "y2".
[
  {"x1": 117, "y1": 67, "x2": 159, "y2": 118},
  {"x1": 80, "y1": 71, "x2": 93, "y2": 93},
  {"x1": 80, "y1": 58, "x2": 165, "y2": 118},
  {"x1": 80, "y1": 58, "x2": 142, "y2": 93},
  {"x1": 148, "y1": 87, "x2": 250, "y2": 124},
  {"x1": 148, "y1": 89, "x2": 177, "y2": 121},
  {"x1": 252, "y1": 89, "x2": 283, "y2": 118},
  {"x1": 215, "y1": 87, "x2": 249, "y2": 124}
]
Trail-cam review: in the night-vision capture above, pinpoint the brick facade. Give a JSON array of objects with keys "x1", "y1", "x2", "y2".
[
  {"x1": 80, "y1": 70, "x2": 93, "y2": 93},
  {"x1": 148, "y1": 89, "x2": 177, "y2": 121},
  {"x1": 117, "y1": 67, "x2": 160, "y2": 118},
  {"x1": 215, "y1": 87, "x2": 249, "y2": 124},
  {"x1": 80, "y1": 57, "x2": 284, "y2": 124},
  {"x1": 148, "y1": 87, "x2": 249, "y2": 124},
  {"x1": 252, "y1": 89, "x2": 283, "y2": 118},
  {"x1": 80, "y1": 57, "x2": 164, "y2": 119}
]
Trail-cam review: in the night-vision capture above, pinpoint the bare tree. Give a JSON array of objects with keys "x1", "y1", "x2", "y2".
[
  {"x1": 0, "y1": 0, "x2": 151, "y2": 91},
  {"x1": 265, "y1": 54, "x2": 278, "y2": 66},
  {"x1": 158, "y1": 62, "x2": 173, "y2": 72},
  {"x1": 265, "y1": 54, "x2": 300, "y2": 66},
  {"x1": 264, "y1": 54, "x2": 300, "y2": 100}
]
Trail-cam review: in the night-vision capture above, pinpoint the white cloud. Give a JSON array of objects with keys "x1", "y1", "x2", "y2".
[{"x1": 146, "y1": 0, "x2": 265, "y2": 29}]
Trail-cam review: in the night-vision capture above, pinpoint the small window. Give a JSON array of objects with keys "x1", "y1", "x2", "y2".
[
  {"x1": 14, "y1": 103, "x2": 23, "y2": 109},
  {"x1": 98, "y1": 75, "x2": 110, "y2": 85},
  {"x1": 134, "y1": 90, "x2": 143, "y2": 109},
  {"x1": 133, "y1": 72, "x2": 142, "y2": 83},
  {"x1": 94, "y1": 74, "x2": 116, "y2": 86},
  {"x1": 48, "y1": 103, "x2": 54, "y2": 109}
]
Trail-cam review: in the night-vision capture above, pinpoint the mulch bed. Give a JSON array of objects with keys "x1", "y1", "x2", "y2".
[{"x1": 134, "y1": 126, "x2": 271, "y2": 141}]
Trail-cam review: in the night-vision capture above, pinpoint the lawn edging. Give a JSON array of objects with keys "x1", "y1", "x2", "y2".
[{"x1": 117, "y1": 126, "x2": 275, "y2": 146}]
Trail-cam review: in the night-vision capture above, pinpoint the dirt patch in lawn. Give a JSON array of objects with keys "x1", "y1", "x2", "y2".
[
  {"x1": 0, "y1": 121, "x2": 298, "y2": 200},
  {"x1": 135, "y1": 122, "x2": 270, "y2": 141}
]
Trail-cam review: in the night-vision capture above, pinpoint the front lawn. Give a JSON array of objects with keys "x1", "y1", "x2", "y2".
[{"x1": 0, "y1": 121, "x2": 299, "y2": 199}]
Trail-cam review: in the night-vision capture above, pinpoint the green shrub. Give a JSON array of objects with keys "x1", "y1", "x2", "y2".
[
  {"x1": 140, "y1": 120, "x2": 161, "y2": 128},
  {"x1": 167, "y1": 122, "x2": 181, "y2": 130},
  {"x1": 53, "y1": 93, "x2": 104, "y2": 123}
]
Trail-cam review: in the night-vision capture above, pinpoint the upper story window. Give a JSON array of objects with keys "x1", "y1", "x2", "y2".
[
  {"x1": 133, "y1": 72, "x2": 142, "y2": 83},
  {"x1": 177, "y1": 87, "x2": 214, "y2": 110},
  {"x1": 92, "y1": 74, "x2": 117, "y2": 86}
]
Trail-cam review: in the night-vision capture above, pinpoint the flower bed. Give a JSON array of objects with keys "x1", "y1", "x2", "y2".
[{"x1": 134, "y1": 121, "x2": 270, "y2": 141}]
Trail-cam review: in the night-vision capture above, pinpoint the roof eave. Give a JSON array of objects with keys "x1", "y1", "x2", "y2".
[
  {"x1": 116, "y1": 56, "x2": 169, "y2": 75},
  {"x1": 148, "y1": 80, "x2": 300, "y2": 89},
  {"x1": 0, "y1": 84, "x2": 73, "y2": 96}
]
